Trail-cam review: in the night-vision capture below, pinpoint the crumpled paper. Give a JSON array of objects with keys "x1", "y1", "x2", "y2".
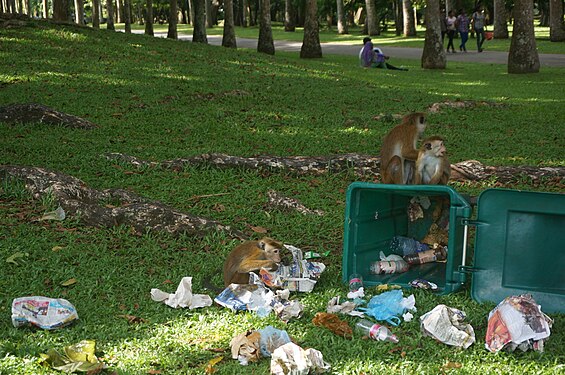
[
  {"x1": 420, "y1": 304, "x2": 475, "y2": 349},
  {"x1": 12, "y1": 296, "x2": 78, "y2": 330},
  {"x1": 312, "y1": 312, "x2": 353, "y2": 339},
  {"x1": 271, "y1": 289, "x2": 304, "y2": 322},
  {"x1": 40, "y1": 340, "x2": 104, "y2": 373},
  {"x1": 270, "y1": 342, "x2": 330, "y2": 375},
  {"x1": 230, "y1": 330, "x2": 262, "y2": 365},
  {"x1": 347, "y1": 287, "x2": 365, "y2": 299},
  {"x1": 485, "y1": 294, "x2": 552, "y2": 353},
  {"x1": 326, "y1": 296, "x2": 364, "y2": 317},
  {"x1": 260, "y1": 244, "x2": 326, "y2": 292},
  {"x1": 151, "y1": 277, "x2": 212, "y2": 309}
]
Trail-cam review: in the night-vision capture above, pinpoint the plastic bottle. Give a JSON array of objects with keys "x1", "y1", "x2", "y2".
[
  {"x1": 348, "y1": 273, "x2": 364, "y2": 292},
  {"x1": 369, "y1": 259, "x2": 409, "y2": 274},
  {"x1": 355, "y1": 319, "x2": 399, "y2": 343},
  {"x1": 389, "y1": 236, "x2": 429, "y2": 256},
  {"x1": 403, "y1": 246, "x2": 447, "y2": 265}
]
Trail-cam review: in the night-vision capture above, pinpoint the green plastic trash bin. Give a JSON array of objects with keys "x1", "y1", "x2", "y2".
[{"x1": 342, "y1": 183, "x2": 565, "y2": 313}]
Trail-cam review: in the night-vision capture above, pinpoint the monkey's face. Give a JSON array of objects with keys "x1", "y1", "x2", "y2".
[
  {"x1": 266, "y1": 246, "x2": 282, "y2": 263},
  {"x1": 425, "y1": 140, "x2": 446, "y2": 157}
]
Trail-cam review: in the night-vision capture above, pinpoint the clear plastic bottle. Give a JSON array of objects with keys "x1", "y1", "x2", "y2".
[
  {"x1": 369, "y1": 259, "x2": 409, "y2": 274},
  {"x1": 389, "y1": 236, "x2": 429, "y2": 256},
  {"x1": 403, "y1": 246, "x2": 447, "y2": 265},
  {"x1": 355, "y1": 319, "x2": 399, "y2": 343},
  {"x1": 348, "y1": 273, "x2": 363, "y2": 292}
]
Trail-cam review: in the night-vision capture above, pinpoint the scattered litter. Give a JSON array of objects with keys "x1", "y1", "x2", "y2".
[
  {"x1": 422, "y1": 223, "x2": 449, "y2": 246},
  {"x1": 348, "y1": 273, "x2": 363, "y2": 293},
  {"x1": 359, "y1": 290, "x2": 416, "y2": 326},
  {"x1": 258, "y1": 326, "x2": 292, "y2": 357},
  {"x1": 230, "y1": 330, "x2": 262, "y2": 365},
  {"x1": 215, "y1": 283, "x2": 273, "y2": 312},
  {"x1": 403, "y1": 312, "x2": 414, "y2": 322},
  {"x1": 409, "y1": 279, "x2": 438, "y2": 291},
  {"x1": 304, "y1": 250, "x2": 330, "y2": 260},
  {"x1": 485, "y1": 294, "x2": 552, "y2": 353},
  {"x1": 271, "y1": 289, "x2": 304, "y2": 322},
  {"x1": 151, "y1": 277, "x2": 212, "y2": 309},
  {"x1": 260, "y1": 244, "x2": 326, "y2": 292},
  {"x1": 40, "y1": 340, "x2": 104, "y2": 373},
  {"x1": 12, "y1": 296, "x2": 78, "y2": 330},
  {"x1": 312, "y1": 312, "x2": 353, "y2": 339},
  {"x1": 347, "y1": 287, "x2": 365, "y2": 300},
  {"x1": 355, "y1": 319, "x2": 399, "y2": 343},
  {"x1": 326, "y1": 296, "x2": 364, "y2": 317},
  {"x1": 420, "y1": 304, "x2": 475, "y2": 349},
  {"x1": 370, "y1": 252, "x2": 409, "y2": 275},
  {"x1": 376, "y1": 284, "x2": 401, "y2": 292},
  {"x1": 39, "y1": 206, "x2": 66, "y2": 221},
  {"x1": 270, "y1": 342, "x2": 330, "y2": 375}
]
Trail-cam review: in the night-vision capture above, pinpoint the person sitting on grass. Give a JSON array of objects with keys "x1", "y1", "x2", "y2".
[{"x1": 359, "y1": 37, "x2": 408, "y2": 71}]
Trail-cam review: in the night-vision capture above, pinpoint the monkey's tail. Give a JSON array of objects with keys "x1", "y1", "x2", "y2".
[{"x1": 202, "y1": 277, "x2": 224, "y2": 295}]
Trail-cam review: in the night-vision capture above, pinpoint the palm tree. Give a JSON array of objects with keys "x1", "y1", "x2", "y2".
[
  {"x1": 403, "y1": 0, "x2": 416, "y2": 36},
  {"x1": 167, "y1": 0, "x2": 178, "y2": 39},
  {"x1": 421, "y1": 0, "x2": 445, "y2": 69},
  {"x1": 365, "y1": 0, "x2": 378, "y2": 35},
  {"x1": 493, "y1": 0, "x2": 509, "y2": 39},
  {"x1": 336, "y1": 0, "x2": 348, "y2": 34},
  {"x1": 508, "y1": 0, "x2": 539, "y2": 74},
  {"x1": 145, "y1": 0, "x2": 154, "y2": 36},
  {"x1": 192, "y1": 0, "x2": 207, "y2": 43},
  {"x1": 222, "y1": 0, "x2": 237, "y2": 48},
  {"x1": 549, "y1": 0, "x2": 565, "y2": 42},
  {"x1": 300, "y1": 0, "x2": 322, "y2": 58},
  {"x1": 257, "y1": 0, "x2": 275, "y2": 54}
]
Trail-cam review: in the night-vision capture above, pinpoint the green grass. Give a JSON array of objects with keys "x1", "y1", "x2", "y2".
[
  {"x1": 1, "y1": 20, "x2": 564, "y2": 374},
  {"x1": 126, "y1": 22, "x2": 565, "y2": 54}
]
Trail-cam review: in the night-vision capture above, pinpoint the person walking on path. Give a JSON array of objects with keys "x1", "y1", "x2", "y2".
[
  {"x1": 445, "y1": 10, "x2": 457, "y2": 53},
  {"x1": 472, "y1": 6, "x2": 486, "y2": 52},
  {"x1": 456, "y1": 9, "x2": 470, "y2": 52}
]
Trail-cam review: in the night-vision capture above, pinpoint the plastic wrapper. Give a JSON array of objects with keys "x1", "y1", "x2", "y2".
[
  {"x1": 326, "y1": 296, "x2": 364, "y2": 317},
  {"x1": 270, "y1": 342, "x2": 330, "y2": 375},
  {"x1": 312, "y1": 312, "x2": 353, "y2": 339},
  {"x1": 151, "y1": 277, "x2": 212, "y2": 309},
  {"x1": 215, "y1": 283, "x2": 274, "y2": 312},
  {"x1": 260, "y1": 244, "x2": 326, "y2": 292},
  {"x1": 230, "y1": 330, "x2": 262, "y2": 365},
  {"x1": 420, "y1": 304, "x2": 475, "y2": 349},
  {"x1": 359, "y1": 289, "x2": 416, "y2": 326},
  {"x1": 485, "y1": 294, "x2": 552, "y2": 353},
  {"x1": 258, "y1": 326, "x2": 292, "y2": 357},
  {"x1": 12, "y1": 296, "x2": 78, "y2": 330}
]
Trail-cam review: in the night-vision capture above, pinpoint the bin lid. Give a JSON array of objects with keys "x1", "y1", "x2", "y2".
[{"x1": 471, "y1": 189, "x2": 565, "y2": 313}]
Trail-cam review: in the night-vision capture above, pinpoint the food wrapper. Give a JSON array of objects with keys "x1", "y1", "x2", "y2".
[
  {"x1": 326, "y1": 296, "x2": 364, "y2": 317},
  {"x1": 420, "y1": 304, "x2": 475, "y2": 349},
  {"x1": 270, "y1": 342, "x2": 330, "y2": 375},
  {"x1": 312, "y1": 312, "x2": 353, "y2": 339},
  {"x1": 215, "y1": 283, "x2": 274, "y2": 312},
  {"x1": 230, "y1": 330, "x2": 262, "y2": 365},
  {"x1": 151, "y1": 277, "x2": 212, "y2": 309},
  {"x1": 260, "y1": 244, "x2": 325, "y2": 292},
  {"x1": 12, "y1": 296, "x2": 78, "y2": 330},
  {"x1": 485, "y1": 294, "x2": 552, "y2": 353}
]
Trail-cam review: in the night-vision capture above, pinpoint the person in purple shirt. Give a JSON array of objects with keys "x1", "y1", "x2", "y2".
[
  {"x1": 359, "y1": 37, "x2": 408, "y2": 71},
  {"x1": 455, "y1": 9, "x2": 470, "y2": 52}
]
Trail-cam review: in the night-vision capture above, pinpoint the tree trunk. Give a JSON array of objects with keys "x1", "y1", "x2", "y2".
[
  {"x1": 74, "y1": 0, "x2": 84, "y2": 24},
  {"x1": 549, "y1": 0, "x2": 565, "y2": 42},
  {"x1": 205, "y1": 0, "x2": 213, "y2": 27},
  {"x1": 123, "y1": 0, "x2": 131, "y2": 32},
  {"x1": 189, "y1": 0, "x2": 194, "y2": 25},
  {"x1": 92, "y1": 0, "x2": 100, "y2": 27},
  {"x1": 145, "y1": 0, "x2": 153, "y2": 35},
  {"x1": 336, "y1": 0, "x2": 347, "y2": 34},
  {"x1": 192, "y1": 0, "x2": 207, "y2": 43},
  {"x1": 42, "y1": 0, "x2": 48, "y2": 17},
  {"x1": 300, "y1": 0, "x2": 322, "y2": 58},
  {"x1": 402, "y1": 0, "x2": 416, "y2": 36},
  {"x1": 284, "y1": 0, "x2": 295, "y2": 31},
  {"x1": 106, "y1": 0, "x2": 115, "y2": 29},
  {"x1": 222, "y1": 0, "x2": 237, "y2": 47},
  {"x1": 257, "y1": 0, "x2": 274, "y2": 54},
  {"x1": 167, "y1": 0, "x2": 177, "y2": 38},
  {"x1": 493, "y1": 0, "x2": 508, "y2": 39},
  {"x1": 53, "y1": 0, "x2": 68, "y2": 21},
  {"x1": 242, "y1": 0, "x2": 248, "y2": 27},
  {"x1": 394, "y1": 0, "x2": 402, "y2": 35},
  {"x1": 421, "y1": 0, "x2": 445, "y2": 69},
  {"x1": 365, "y1": 0, "x2": 378, "y2": 35},
  {"x1": 508, "y1": 0, "x2": 540, "y2": 74}
]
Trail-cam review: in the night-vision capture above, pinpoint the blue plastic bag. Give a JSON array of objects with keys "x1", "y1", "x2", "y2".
[{"x1": 359, "y1": 289, "x2": 406, "y2": 326}]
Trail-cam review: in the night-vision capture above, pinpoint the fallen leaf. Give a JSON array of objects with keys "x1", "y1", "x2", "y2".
[
  {"x1": 163, "y1": 279, "x2": 173, "y2": 284},
  {"x1": 205, "y1": 348, "x2": 227, "y2": 353},
  {"x1": 118, "y1": 314, "x2": 148, "y2": 324},
  {"x1": 205, "y1": 356, "x2": 223, "y2": 374},
  {"x1": 52, "y1": 246, "x2": 65, "y2": 252},
  {"x1": 250, "y1": 226, "x2": 268, "y2": 234},
  {"x1": 147, "y1": 370, "x2": 161, "y2": 374},
  {"x1": 6, "y1": 252, "x2": 29, "y2": 265},
  {"x1": 61, "y1": 278, "x2": 77, "y2": 287},
  {"x1": 442, "y1": 361, "x2": 462, "y2": 370}
]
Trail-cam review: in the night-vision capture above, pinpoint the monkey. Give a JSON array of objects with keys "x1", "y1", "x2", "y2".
[
  {"x1": 379, "y1": 112, "x2": 427, "y2": 185},
  {"x1": 223, "y1": 237, "x2": 283, "y2": 287},
  {"x1": 414, "y1": 136, "x2": 451, "y2": 185}
]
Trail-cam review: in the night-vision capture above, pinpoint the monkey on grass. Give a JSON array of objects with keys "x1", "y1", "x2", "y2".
[
  {"x1": 223, "y1": 237, "x2": 283, "y2": 287},
  {"x1": 380, "y1": 112, "x2": 427, "y2": 185}
]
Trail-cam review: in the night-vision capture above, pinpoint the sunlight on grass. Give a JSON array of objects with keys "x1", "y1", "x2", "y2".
[{"x1": 340, "y1": 126, "x2": 372, "y2": 135}]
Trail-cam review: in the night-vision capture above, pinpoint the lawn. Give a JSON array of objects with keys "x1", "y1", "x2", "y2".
[{"x1": 0, "y1": 19, "x2": 564, "y2": 375}]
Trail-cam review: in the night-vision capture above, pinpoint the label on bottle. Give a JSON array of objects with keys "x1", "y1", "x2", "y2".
[
  {"x1": 368, "y1": 324, "x2": 383, "y2": 340},
  {"x1": 417, "y1": 250, "x2": 437, "y2": 264}
]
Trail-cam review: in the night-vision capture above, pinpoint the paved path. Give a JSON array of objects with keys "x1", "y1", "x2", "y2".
[{"x1": 137, "y1": 30, "x2": 565, "y2": 67}]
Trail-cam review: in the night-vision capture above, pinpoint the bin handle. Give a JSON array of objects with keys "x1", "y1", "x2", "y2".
[{"x1": 462, "y1": 220, "x2": 469, "y2": 267}]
